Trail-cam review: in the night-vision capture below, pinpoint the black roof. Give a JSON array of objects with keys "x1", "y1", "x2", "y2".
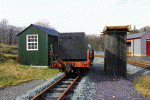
[
  {"x1": 17, "y1": 24, "x2": 59, "y2": 36},
  {"x1": 127, "y1": 31, "x2": 150, "y2": 39},
  {"x1": 60, "y1": 32, "x2": 85, "y2": 34}
]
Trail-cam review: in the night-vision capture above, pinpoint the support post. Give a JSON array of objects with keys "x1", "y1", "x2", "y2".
[{"x1": 103, "y1": 25, "x2": 130, "y2": 78}]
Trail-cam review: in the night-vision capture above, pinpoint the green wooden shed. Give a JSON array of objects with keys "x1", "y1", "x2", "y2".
[{"x1": 17, "y1": 24, "x2": 59, "y2": 67}]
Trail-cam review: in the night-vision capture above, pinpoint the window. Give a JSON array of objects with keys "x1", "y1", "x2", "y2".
[
  {"x1": 146, "y1": 39, "x2": 150, "y2": 41},
  {"x1": 26, "y1": 34, "x2": 38, "y2": 51}
]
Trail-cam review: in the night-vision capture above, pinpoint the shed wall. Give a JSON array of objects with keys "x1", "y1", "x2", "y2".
[
  {"x1": 131, "y1": 39, "x2": 141, "y2": 55},
  {"x1": 141, "y1": 32, "x2": 150, "y2": 55},
  {"x1": 18, "y1": 26, "x2": 48, "y2": 66},
  {"x1": 131, "y1": 40, "x2": 133, "y2": 54}
]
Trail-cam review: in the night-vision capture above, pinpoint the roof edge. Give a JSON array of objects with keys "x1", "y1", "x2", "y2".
[
  {"x1": 141, "y1": 30, "x2": 150, "y2": 37},
  {"x1": 102, "y1": 25, "x2": 131, "y2": 34},
  {"x1": 32, "y1": 24, "x2": 59, "y2": 36},
  {"x1": 16, "y1": 24, "x2": 33, "y2": 36},
  {"x1": 16, "y1": 24, "x2": 59, "y2": 36},
  {"x1": 127, "y1": 31, "x2": 150, "y2": 39},
  {"x1": 60, "y1": 32, "x2": 85, "y2": 33}
]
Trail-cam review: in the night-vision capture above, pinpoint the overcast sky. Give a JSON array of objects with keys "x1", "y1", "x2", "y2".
[{"x1": 1, "y1": 0, "x2": 150, "y2": 35}]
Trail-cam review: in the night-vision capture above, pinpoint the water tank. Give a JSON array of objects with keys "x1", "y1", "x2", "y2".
[{"x1": 58, "y1": 32, "x2": 87, "y2": 61}]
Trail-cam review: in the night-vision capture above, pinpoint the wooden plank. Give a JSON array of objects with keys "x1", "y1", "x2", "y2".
[
  {"x1": 126, "y1": 40, "x2": 131, "y2": 42},
  {"x1": 103, "y1": 25, "x2": 131, "y2": 31}
]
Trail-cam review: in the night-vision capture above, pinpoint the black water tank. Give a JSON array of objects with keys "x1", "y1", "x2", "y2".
[{"x1": 58, "y1": 32, "x2": 87, "y2": 60}]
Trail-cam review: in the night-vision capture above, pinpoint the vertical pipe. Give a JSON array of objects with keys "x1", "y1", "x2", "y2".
[
  {"x1": 90, "y1": 50, "x2": 94, "y2": 64},
  {"x1": 87, "y1": 50, "x2": 89, "y2": 62},
  {"x1": 133, "y1": 39, "x2": 134, "y2": 57},
  {"x1": 51, "y1": 44, "x2": 53, "y2": 68},
  {"x1": 87, "y1": 50, "x2": 89, "y2": 66},
  {"x1": 92, "y1": 50, "x2": 94, "y2": 59}
]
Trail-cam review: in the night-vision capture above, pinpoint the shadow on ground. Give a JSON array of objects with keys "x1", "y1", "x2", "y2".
[{"x1": 87, "y1": 57, "x2": 150, "y2": 100}]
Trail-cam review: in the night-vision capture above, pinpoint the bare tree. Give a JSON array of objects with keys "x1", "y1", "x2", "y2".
[
  {"x1": 134, "y1": 25, "x2": 136, "y2": 31},
  {"x1": 34, "y1": 20, "x2": 55, "y2": 29},
  {"x1": 0, "y1": 19, "x2": 8, "y2": 44},
  {"x1": 8, "y1": 25, "x2": 16, "y2": 45},
  {"x1": 138, "y1": 26, "x2": 150, "y2": 33},
  {"x1": 0, "y1": 19, "x2": 25, "y2": 45},
  {"x1": 99, "y1": 34, "x2": 104, "y2": 51},
  {"x1": 129, "y1": 25, "x2": 139, "y2": 34}
]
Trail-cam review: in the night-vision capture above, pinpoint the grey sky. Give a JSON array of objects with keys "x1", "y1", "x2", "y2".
[{"x1": 1, "y1": 0, "x2": 150, "y2": 35}]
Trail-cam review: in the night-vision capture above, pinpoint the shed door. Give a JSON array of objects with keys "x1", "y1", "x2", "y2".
[{"x1": 146, "y1": 41, "x2": 150, "y2": 56}]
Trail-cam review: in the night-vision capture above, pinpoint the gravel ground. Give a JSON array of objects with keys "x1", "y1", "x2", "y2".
[
  {"x1": 1, "y1": 57, "x2": 150, "y2": 100},
  {"x1": 71, "y1": 57, "x2": 150, "y2": 100},
  {"x1": 0, "y1": 73, "x2": 64, "y2": 100},
  {"x1": 0, "y1": 80, "x2": 47, "y2": 100},
  {"x1": 94, "y1": 51, "x2": 104, "y2": 55}
]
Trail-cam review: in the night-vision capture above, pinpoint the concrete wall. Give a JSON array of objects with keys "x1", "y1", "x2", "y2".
[{"x1": 104, "y1": 32, "x2": 127, "y2": 78}]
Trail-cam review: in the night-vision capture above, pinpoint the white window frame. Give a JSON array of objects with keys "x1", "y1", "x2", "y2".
[{"x1": 26, "y1": 34, "x2": 38, "y2": 51}]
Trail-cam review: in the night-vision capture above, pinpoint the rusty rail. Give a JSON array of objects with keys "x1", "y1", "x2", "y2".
[
  {"x1": 127, "y1": 60, "x2": 150, "y2": 69},
  {"x1": 31, "y1": 74, "x2": 80, "y2": 100},
  {"x1": 94, "y1": 54, "x2": 150, "y2": 69},
  {"x1": 57, "y1": 75, "x2": 80, "y2": 100},
  {"x1": 31, "y1": 75, "x2": 66, "y2": 100}
]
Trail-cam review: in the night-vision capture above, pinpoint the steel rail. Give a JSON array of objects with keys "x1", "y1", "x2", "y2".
[
  {"x1": 127, "y1": 60, "x2": 150, "y2": 69},
  {"x1": 31, "y1": 75, "x2": 66, "y2": 100},
  {"x1": 94, "y1": 55, "x2": 150, "y2": 69},
  {"x1": 57, "y1": 75, "x2": 80, "y2": 100}
]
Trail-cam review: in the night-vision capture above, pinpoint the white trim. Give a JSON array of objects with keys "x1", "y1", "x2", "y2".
[
  {"x1": 26, "y1": 34, "x2": 38, "y2": 51},
  {"x1": 130, "y1": 54, "x2": 146, "y2": 56},
  {"x1": 31, "y1": 65, "x2": 48, "y2": 68}
]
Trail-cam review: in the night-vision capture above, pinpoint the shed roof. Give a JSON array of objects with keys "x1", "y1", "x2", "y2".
[
  {"x1": 17, "y1": 24, "x2": 59, "y2": 36},
  {"x1": 60, "y1": 32, "x2": 85, "y2": 34},
  {"x1": 127, "y1": 31, "x2": 150, "y2": 39}
]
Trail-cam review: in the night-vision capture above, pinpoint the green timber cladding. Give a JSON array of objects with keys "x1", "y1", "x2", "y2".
[{"x1": 17, "y1": 24, "x2": 59, "y2": 66}]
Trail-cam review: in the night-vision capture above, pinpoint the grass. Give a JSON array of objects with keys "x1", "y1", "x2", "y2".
[
  {"x1": 0, "y1": 43, "x2": 18, "y2": 48},
  {"x1": 0, "y1": 44, "x2": 18, "y2": 55},
  {"x1": 0, "y1": 44, "x2": 59, "y2": 88},
  {"x1": 2, "y1": 53, "x2": 18, "y2": 58},
  {"x1": 133, "y1": 75, "x2": 150, "y2": 99},
  {"x1": 0, "y1": 59, "x2": 60, "y2": 88},
  {"x1": 0, "y1": 48, "x2": 18, "y2": 55}
]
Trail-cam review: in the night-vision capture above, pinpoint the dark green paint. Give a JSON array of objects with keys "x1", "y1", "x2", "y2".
[{"x1": 18, "y1": 25, "x2": 57, "y2": 66}]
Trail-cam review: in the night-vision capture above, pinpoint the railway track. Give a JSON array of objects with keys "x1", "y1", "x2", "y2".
[
  {"x1": 127, "y1": 60, "x2": 150, "y2": 69},
  {"x1": 31, "y1": 74, "x2": 80, "y2": 100},
  {"x1": 94, "y1": 55, "x2": 150, "y2": 69}
]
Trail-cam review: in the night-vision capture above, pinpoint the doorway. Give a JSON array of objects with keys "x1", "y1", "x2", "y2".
[{"x1": 146, "y1": 41, "x2": 150, "y2": 56}]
